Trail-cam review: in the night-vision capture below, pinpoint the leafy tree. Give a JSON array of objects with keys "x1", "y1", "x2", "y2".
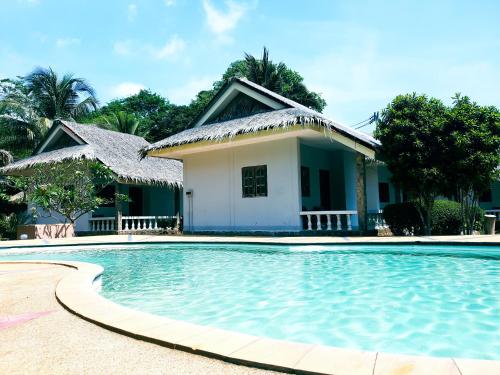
[
  {"x1": 0, "y1": 67, "x2": 98, "y2": 158},
  {"x1": 24, "y1": 67, "x2": 98, "y2": 120},
  {"x1": 96, "y1": 111, "x2": 142, "y2": 136},
  {"x1": 14, "y1": 160, "x2": 115, "y2": 225},
  {"x1": 0, "y1": 78, "x2": 51, "y2": 158},
  {"x1": 215, "y1": 47, "x2": 327, "y2": 112},
  {"x1": 375, "y1": 93, "x2": 447, "y2": 235},
  {"x1": 441, "y1": 94, "x2": 500, "y2": 234}
]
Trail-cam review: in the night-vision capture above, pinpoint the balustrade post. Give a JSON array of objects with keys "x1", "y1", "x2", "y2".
[
  {"x1": 336, "y1": 214, "x2": 342, "y2": 230},
  {"x1": 307, "y1": 214, "x2": 312, "y2": 231},
  {"x1": 347, "y1": 214, "x2": 352, "y2": 231},
  {"x1": 326, "y1": 214, "x2": 332, "y2": 231},
  {"x1": 124, "y1": 218, "x2": 128, "y2": 231},
  {"x1": 154, "y1": 218, "x2": 159, "y2": 230},
  {"x1": 131, "y1": 218, "x2": 136, "y2": 231},
  {"x1": 316, "y1": 214, "x2": 322, "y2": 230}
]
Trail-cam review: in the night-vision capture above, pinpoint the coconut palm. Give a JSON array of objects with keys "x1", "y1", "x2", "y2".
[
  {"x1": 99, "y1": 111, "x2": 142, "y2": 135},
  {"x1": 24, "y1": 67, "x2": 98, "y2": 120},
  {"x1": 244, "y1": 47, "x2": 287, "y2": 93},
  {"x1": 0, "y1": 68, "x2": 98, "y2": 157}
]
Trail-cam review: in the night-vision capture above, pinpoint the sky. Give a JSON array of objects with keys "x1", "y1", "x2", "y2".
[{"x1": 0, "y1": 0, "x2": 499, "y2": 132}]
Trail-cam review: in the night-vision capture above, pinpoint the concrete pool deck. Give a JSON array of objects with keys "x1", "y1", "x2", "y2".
[
  {"x1": 0, "y1": 233, "x2": 499, "y2": 250},
  {"x1": 1, "y1": 235, "x2": 499, "y2": 374}
]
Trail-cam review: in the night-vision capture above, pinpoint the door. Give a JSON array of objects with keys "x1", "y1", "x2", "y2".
[
  {"x1": 319, "y1": 169, "x2": 331, "y2": 210},
  {"x1": 128, "y1": 187, "x2": 143, "y2": 216}
]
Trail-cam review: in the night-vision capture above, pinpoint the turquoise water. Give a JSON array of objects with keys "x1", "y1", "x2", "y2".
[{"x1": 2, "y1": 243, "x2": 500, "y2": 359}]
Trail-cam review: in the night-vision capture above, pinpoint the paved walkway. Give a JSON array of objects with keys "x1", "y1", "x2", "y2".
[
  {"x1": 0, "y1": 263, "x2": 276, "y2": 375},
  {"x1": 1, "y1": 233, "x2": 499, "y2": 250}
]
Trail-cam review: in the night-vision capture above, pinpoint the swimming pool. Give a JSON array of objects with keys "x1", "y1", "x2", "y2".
[{"x1": 2, "y1": 243, "x2": 499, "y2": 360}]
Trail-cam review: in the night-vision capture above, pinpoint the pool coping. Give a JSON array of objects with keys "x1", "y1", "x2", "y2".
[
  {"x1": 2, "y1": 260, "x2": 500, "y2": 375},
  {"x1": 1, "y1": 233, "x2": 499, "y2": 250}
]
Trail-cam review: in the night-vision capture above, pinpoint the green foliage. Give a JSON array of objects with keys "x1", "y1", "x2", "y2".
[
  {"x1": 375, "y1": 93, "x2": 448, "y2": 234},
  {"x1": 15, "y1": 160, "x2": 115, "y2": 224},
  {"x1": 0, "y1": 213, "x2": 24, "y2": 240},
  {"x1": 431, "y1": 200, "x2": 462, "y2": 235},
  {"x1": 24, "y1": 67, "x2": 98, "y2": 120},
  {"x1": 382, "y1": 202, "x2": 423, "y2": 236},
  {"x1": 441, "y1": 94, "x2": 500, "y2": 234},
  {"x1": 96, "y1": 111, "x2": 142, "y2": 136}
]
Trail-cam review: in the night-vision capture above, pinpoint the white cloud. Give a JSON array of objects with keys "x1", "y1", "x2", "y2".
[
  {"x1": 113, "y1": 40, "x2": 133, "y2": 56},
  {"x1": 164, "y1": 0, "x2": 175, "y2": 6},
  {"x1": 148, "y1": 35, "x2": 185, "y2": 60},
  {"x1": 110, "y1": 82, "x2": 145, "y2": 98},
  {"x1": 56, "y1": 38, "x2": 81, "y2": 48},
  {"x1": 202, "y1": 0, "x2": 247, "y2": 35},
  {"x1": 128, "y1": 4, "x2": 137, "y2": 21},
  {"x1": 167, "y1": 77, "x2": 215, "y2": 104}
]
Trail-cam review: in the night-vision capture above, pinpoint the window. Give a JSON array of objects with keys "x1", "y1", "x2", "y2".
[
  {"x1": 242, "y1": 165, "x2": 267, "y2": 197},
  {"x1": 480, "y1": 189, "x2": 492, "y2": 203},
  {"x1": 379, "y1": 182, "x2": 390, "y2": 203},
  {"x1": 301, "y1": 166, "x2": 310, "y2": 197}
]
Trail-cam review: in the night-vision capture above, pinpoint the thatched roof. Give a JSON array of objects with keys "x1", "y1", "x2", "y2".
[
  {"x1": 1, "y1": 121, "x2": 182, "y2": 186},
  {"x1": 145, "y1": 77, "x2": 380, "y2": 155}
]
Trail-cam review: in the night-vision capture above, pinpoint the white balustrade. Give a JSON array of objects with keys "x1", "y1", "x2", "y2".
[
  {"x1": 485, "y1": 210, "x2": 500, "y2": 220},
  {"x1": 300, "y1": 211, "x2": 358, "y2": 231},
  {"x1": 367, "y1": 210, "x2": 388, "y2": 230},
  {"x1": 90, "y1": 215, "x2": 181, "y2": 233},
  {"x1": 89, "y1": 217, "x2": 115, "y2": 232}
]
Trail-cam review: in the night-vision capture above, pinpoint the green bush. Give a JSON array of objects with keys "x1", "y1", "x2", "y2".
[
  {"x1": 383, "y1": 202, "x2": 423, "y2": 236},
  {"x1": 431, "y1": 200, "x2": 462, "y2": 235},
  {"x1": 0, "y1": 213, "x2": 21, "y2": 240}
]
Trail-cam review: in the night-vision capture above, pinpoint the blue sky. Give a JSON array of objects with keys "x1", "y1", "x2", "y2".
[{"x1": 1, "y1": 0, "x2": 499, "y2": 131}]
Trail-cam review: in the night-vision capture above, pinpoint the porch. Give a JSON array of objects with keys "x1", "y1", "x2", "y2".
[
  {"x1": 297, "y1": 139, "x2": 383, "y2": 233},
  {"x1": 88, "y1": 182, "x2": 182, "y2": 234}
]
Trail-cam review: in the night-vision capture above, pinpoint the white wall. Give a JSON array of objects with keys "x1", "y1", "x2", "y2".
[
  {"x1": 27, "y1": 203, "x2": 92, "y2": 232},
  {"x1": 183, "y1": 138, "x2": 302, "y2": 231}
]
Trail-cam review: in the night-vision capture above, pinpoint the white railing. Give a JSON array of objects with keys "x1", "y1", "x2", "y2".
[
  {"x1": 300, "y1": 210, "x2": 358, "y2": 231},
  {"x1": 89, "y1": 215, "x2": 181, "y2": 232},
  {"x1": 368, "y1": 210, "x2": 388, "y2": 230},
  {"x1": 121, "y1": 216, "x2": 180, "y2": 232},
  {"x1": 89, "y1": 217, "x2": 116, "y2": 232},
  {"x1": 485, "y1": 209, "x2": 500, "y2": 220}
]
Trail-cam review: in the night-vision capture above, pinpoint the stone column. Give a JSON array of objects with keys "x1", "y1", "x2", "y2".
[
  {"x1": 356, "y1": 153, "x2": 368, "y2": 233},
  {"x1": 115, "y1": 183, "x2": 123, "y2": 234}
]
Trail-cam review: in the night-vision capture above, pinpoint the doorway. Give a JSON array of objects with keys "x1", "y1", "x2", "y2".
[
  {"x1": 128, "y1": 187, "x2": 143, "y2": 216},
  {"x1": 319, "y1": 169, "x2": 331, "y2": 210}
]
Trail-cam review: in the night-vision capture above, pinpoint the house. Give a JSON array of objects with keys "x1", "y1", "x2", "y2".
[
  {"x1": 145, "y1": 77, "x2": 383, "y2": 233},
  {"x1": 1, "y1": 120, "x2": 182, "y2": 234}
]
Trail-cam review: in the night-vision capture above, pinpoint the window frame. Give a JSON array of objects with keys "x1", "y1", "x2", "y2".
[{"x1": 242, "y1": 165, "x2": 267, "y2": 198}]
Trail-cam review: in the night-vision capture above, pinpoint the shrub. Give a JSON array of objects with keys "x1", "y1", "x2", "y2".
[
  {"x1": 383, "y1": 202, "x2": 422, "y2": 236},
  {"x1": 0, "y1": 213, "x2": 22, "y2": 240},
  {"x1": 431, "y1": 200, "x2": 462, "y2": 235}
]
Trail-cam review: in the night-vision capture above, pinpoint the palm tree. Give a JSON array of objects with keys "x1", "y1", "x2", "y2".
[
  {"x1": 244, "y1": 47, "x2": 286, "y2": 93},
  {"x1": 24, "y1": 67, "x2": 98, "y2": 120},
  {"x1": 0, "y1": 68, "x2": 98, "y2": 157},
  {"x1": 99, "y1": 111, "x2": 141, "y2": 135}
]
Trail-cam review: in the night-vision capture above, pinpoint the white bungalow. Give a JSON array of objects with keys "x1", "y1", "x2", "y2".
[
  {"x1": 146, "y1": 78, "x2": 384, "y2": 233},
  {"x1": 1, "y1": 120, "x2": 182, "y2": 234}
]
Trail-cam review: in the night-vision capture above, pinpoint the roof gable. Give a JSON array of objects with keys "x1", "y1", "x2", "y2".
[
  {"x1": 36, "y1": 123, "x2": 85, "y2": 154},
  {"x1": 194, "y1": 78, "x2": 287, "y2": 127}
]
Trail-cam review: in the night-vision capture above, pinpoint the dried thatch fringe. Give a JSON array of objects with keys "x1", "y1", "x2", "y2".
[
  {"x1": 144, "y1": 108, "x2": 380, "y2": 156},
  {"x1": 1, "y1": 121, "x2": 183, "y2": 187}
]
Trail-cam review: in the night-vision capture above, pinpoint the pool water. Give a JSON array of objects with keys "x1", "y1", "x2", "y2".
[{"x1": 2, "y1": 243, "x2": 500, "y2": 359}]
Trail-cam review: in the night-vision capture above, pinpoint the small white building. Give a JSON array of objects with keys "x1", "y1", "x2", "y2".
[
  {"x1": 2, "y1": 120, "x2": 182, "y2": 234},
  {"x1": 146, "y1": 78, "x2": 383, "y2": 233}
]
